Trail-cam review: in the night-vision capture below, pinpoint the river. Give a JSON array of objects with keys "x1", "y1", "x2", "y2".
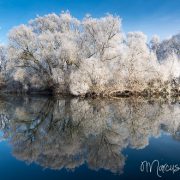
[{"x1": 0, "y1": 95, "x2": 180, "y2": 180}]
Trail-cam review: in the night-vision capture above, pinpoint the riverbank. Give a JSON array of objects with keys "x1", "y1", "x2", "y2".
[{"x1": 1, "y1": 88, "x2": 179, "y2": 99}]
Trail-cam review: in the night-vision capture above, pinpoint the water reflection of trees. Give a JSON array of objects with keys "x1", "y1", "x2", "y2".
[{"x1": 0, "y1": 96, "x2": 180, "y2": 174}]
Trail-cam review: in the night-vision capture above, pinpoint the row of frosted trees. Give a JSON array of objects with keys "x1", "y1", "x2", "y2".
[{"x1": 0, "y1": 12, "x2": 180, "y2": 96}]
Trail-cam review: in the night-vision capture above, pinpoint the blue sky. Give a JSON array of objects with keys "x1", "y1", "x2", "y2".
[{"x1": 0, "y1": 0, "x2": 180, "y2": 43}]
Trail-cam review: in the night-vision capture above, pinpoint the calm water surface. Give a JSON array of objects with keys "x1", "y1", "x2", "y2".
[{"x1": 0, "y1": 95, "x2": 180, "y2": 180}]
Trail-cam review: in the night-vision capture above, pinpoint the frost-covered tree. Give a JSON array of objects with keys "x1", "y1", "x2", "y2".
[
  {"x1": 0, "y1": 45, "x2": 8, "y2": 87},
  {"x1": 80, "y1": 14, "x2": 123, "y2": 61},
  {"x1": 0, "y1": 45, "x2": 7, "y2": 71},
  {"x1": 121, "y1": 32, "x2": 158, "y2": 90},
  {"x1": 70, "y1": 14, "x2": 124, "y2": 95},
  {"x1": 155, "y1": 33, "x2": 180, "y2": 61},
  {"x1": 150, "y1": 35, "x2": 160, "y2": 54},
  {"x1": 8, "y1": 12, "x2": 81, "y2": 93}
]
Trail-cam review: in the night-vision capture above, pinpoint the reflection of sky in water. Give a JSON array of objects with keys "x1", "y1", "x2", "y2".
[{"x1": 0, "y1": 96, "x2": 180, "y2": 180}]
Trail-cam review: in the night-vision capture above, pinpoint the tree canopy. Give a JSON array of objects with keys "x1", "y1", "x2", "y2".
[{"x1": 0, "y1": 12, "x2": 179, "y2": 96}]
